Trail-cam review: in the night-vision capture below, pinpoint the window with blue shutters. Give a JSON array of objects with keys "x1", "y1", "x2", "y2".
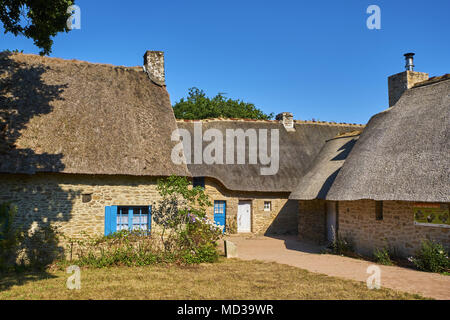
[
  {"x1": 214, "y1": 200, "x2": 226, "y2": 233},
  {"x1": 104, "y1": 205, "x2": 152, "y2": 235}
]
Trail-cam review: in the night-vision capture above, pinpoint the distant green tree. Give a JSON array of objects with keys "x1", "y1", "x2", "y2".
[
  {"x1": 0, "y1": 0, "x2": 75, "y2": 55},
  {"x1": 173, "y1": 87, "x2": 274, "y2": 120}
]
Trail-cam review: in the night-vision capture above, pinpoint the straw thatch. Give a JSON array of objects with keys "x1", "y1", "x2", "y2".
[
  {"x1": 0, "y1": 52, "x2": 189, "y2": 177},
  {"x1": 289, "y1": 131, "x2": 360, "y2": 200},
  {"x1": 177, "y1": 119, "x2": 363, "y2": 192},
  {"x1": 327, "y1": 77, "x2": 450, "y2": 202}
]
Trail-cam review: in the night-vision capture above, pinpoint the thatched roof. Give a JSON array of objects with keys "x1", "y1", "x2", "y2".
[
  {"x1": 289, "y1": 131, "x2": 360, "y2": 200},
  {"x1": 177, "y1": 119, "x2": 363, "y2": 192},
  {"x1": 327, "y1": 77, "x2": 450, "y2": 202},
  {"x1": 0, "y1": 52, "x2": 189, "y2": 177}
]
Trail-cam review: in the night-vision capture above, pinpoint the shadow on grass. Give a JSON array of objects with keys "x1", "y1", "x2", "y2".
[{"x1": 0, "y1": 270, "x2": 57, "y2": 292}]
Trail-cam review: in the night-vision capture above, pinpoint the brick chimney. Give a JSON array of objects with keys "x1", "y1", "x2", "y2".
[
  {"x1": 388, "y1": 53, "x2": 428, "y2": 107},
  {"x1": 276, "y1": 112, "x2": 295, "y2": 131},
  {"x1": 143, "y1": 51, "x2": 165, "y2": 86}
]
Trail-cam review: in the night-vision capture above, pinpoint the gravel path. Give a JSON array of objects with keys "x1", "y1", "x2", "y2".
[{"x1": 222, "y1": 235, "x2": 450, "y2": 300}]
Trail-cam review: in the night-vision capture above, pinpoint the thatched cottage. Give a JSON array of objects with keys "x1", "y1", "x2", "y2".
[
  {"x1": 291, "y1": 54, "x2": 450, "y2": 257},
  {"x1": 0, "y1": 51, "x2": 189, "y2": 238},
  {"x1": 176, "y1": 118, "x2": 362, "y2": 234},
  {"x1": 2, "y1": 50, "x2": 447, "y2": 257}
]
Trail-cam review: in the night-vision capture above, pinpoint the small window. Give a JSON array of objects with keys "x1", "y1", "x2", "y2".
[
  {"x1": 264, "y1": 201, "x2": 271, "y2": 211},
  {"x1": 82, "y1": 193, "x2": 92, "y2": 203},
  {"x1": 193, "y1": 177, "x2": 205, "y2": 188},
  {"x1": 375, "y1": 201, "x2": 383, "y2": 220}
]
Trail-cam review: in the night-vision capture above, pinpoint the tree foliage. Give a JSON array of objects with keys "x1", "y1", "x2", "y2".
[
  {"x1": 173, "y1": 87, "x2": 274, "y2": 120},
  {"x1": 0, "y1": 0, "x2": 74, "y2": 55}
]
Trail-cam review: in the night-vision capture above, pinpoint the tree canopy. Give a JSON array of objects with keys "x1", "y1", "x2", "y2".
[
  {"x1": 173, "y1": 87, "x2": 274, "y2": 120},
  {"x1": 0, "y1": 0, "x2": 74, "y2": 55}
]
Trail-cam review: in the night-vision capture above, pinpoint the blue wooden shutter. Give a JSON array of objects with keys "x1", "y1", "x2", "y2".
[
  {"x1": 223, "y1": 201, "x2": 227, "y2": 233},
  {"x1": 148, "y1": 205, "x2": 152, "y2": 233},
  {"x1": 104, "y1": 206, "x2": 117, "y2": 235}
]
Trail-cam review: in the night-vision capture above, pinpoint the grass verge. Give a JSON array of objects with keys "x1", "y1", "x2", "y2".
[{"x1": 0, "y1": 258, "x2": 426, "y2": 300}]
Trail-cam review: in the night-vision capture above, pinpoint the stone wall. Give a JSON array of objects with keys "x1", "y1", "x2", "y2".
[
  {"x1": 203, "y1": 178, "x2": 298, "y2": 235},
  {"x1": 298, "y1": 200, "x2": 327, "y2": 244},
  {"x1": 0, "y1": 173, "x2": 299, "y2": 241},
  {"x1": 338, "y1": 200, "x2": 449, "y2": 257},
  {"x1": 0, "y1": 173, "x2": 163, "y2": 239}
]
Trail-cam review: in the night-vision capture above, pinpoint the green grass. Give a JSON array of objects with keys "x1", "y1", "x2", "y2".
[{"x1": 0, "y1": 258, "x2": 426, "y2": 300}]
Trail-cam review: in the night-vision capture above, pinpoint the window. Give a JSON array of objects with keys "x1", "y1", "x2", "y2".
[
  {"x1": 193, "y1": 177, "x2": 205, "y2": 189},
  {"x1": 264, "y1": 201, "x2": 271, "y2": 211},
  {"x1": 375, "y1": 201, "x2": 383, "y2": 220},
  {"x1": 82, "y1": 193, "x2": 92, "y2": 203},
  {"x1": 104, "y1": 206, "x2": 151, "y2": 235}
]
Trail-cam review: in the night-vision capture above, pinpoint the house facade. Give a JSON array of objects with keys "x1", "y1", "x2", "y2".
[{"x1": 291, "y1": 55, "x2": 450, "y2": 257}]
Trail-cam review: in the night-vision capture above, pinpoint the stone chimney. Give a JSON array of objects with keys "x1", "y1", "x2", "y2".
[
  {"x1": 388, "y1": 53, "x2": 428, "y2": 107},
  {"x1": 143, "y1": 51, "x2": 165, "y2": 86},
  {"x1": 276, "y1": 112, "x2": 295, "y2": 131}
]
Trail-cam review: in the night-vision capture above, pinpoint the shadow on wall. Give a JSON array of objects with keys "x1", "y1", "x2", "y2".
[
  {"x1": 264, "y1": 200, "x2": 299, "y2": 235},
  {"x1": 0, "y1": 52, "x2": 79, "y2": 277}
]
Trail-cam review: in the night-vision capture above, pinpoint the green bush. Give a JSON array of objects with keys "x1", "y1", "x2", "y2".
[
  {"x1": 373, "y1": 247, "x2": 394, "y2": 266},
  {"x1": 408, "y1": 240, "x2": 449, "y2": 273},
  {"x1": 0, "y1": 203, "x2": 62, "y2": 271},
  {"x1": 328, "y1": 235, "x2": 354, "y2": 256},
  {"x1": 0, "y1": 203, "x2": 23, "y2": 271}
]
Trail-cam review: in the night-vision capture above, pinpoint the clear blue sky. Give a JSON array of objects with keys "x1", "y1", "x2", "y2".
[{"x1": 1, "y1": 0, "x2": 449, "y2": 124}]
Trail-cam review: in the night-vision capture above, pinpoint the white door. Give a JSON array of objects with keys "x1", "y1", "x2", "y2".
[
  {"x1": 326, "y1": 201, "x2": 337, "y2": 242},
  {"x1": 237, "y1": 201, "x2": 251, "y2": 233}
]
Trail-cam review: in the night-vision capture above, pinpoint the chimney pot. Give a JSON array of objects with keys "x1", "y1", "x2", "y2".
[
  {"x1": 143, "y1": 51, "x2": 165, "y2": 86},
  {"x1": 276, "y1": 112, "x2": 295, "y2": 131},
  {"x1": 404, "y1": 52, "x2": 415, "y2": 71}
]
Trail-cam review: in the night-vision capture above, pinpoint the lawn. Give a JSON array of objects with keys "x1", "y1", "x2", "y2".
[{"x1": 0, "y1": 258, "x2": 425, "y2": 300}]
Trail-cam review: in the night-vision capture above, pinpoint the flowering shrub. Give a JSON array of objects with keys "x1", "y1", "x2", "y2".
[
  {"x1": 179, "y1": 213, "x2": 222, "y2": 263},
  {"x1": 408, "y1": 240, "x2": 449, "y2": 273}
]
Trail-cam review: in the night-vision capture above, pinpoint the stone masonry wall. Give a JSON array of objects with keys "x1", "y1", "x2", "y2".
[
  {"x1": 338, "y1": 200, "x2": 449, "y2": 257},
  {"x1": 0, "y1": 173, "x2": 163, "y2": 239},
  {"x1": 298, "y1": 200, "x2": 327, "y2": 244},
  {"x1": 203, "y1": 178, "x2": 298, "y2": 235},
  {"x1": 0, "y1": 174, "x2": 299, "y2": 241}
]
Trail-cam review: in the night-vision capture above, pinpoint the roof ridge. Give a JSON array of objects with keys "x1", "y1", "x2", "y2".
[
  {"x1": 0, "y1": 51, "x2": 142, "y2": 72},
  {"x1": 175, "y1": 118, "x2": 365, "y2": 127}
]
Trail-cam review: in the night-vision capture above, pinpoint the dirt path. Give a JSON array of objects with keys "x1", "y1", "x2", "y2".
[{"x1": 222, "y1": 235, "x2": 450, "y2": 300}]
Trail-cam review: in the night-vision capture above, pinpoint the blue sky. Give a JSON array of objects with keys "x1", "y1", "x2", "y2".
[{"x1": 1, "y1": 0, "x2": 449, "y2": 124}]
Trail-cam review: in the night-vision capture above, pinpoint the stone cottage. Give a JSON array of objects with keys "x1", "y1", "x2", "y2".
[
  {"x1": 290, "y1": 54, "x2": 450, "y2": 257},
  {"x1": 0, "y1": 51, "x2": 189, "y2": 239},
  {"x1": 176, "y1": 117, "x2": 362, "y2": 234}
]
